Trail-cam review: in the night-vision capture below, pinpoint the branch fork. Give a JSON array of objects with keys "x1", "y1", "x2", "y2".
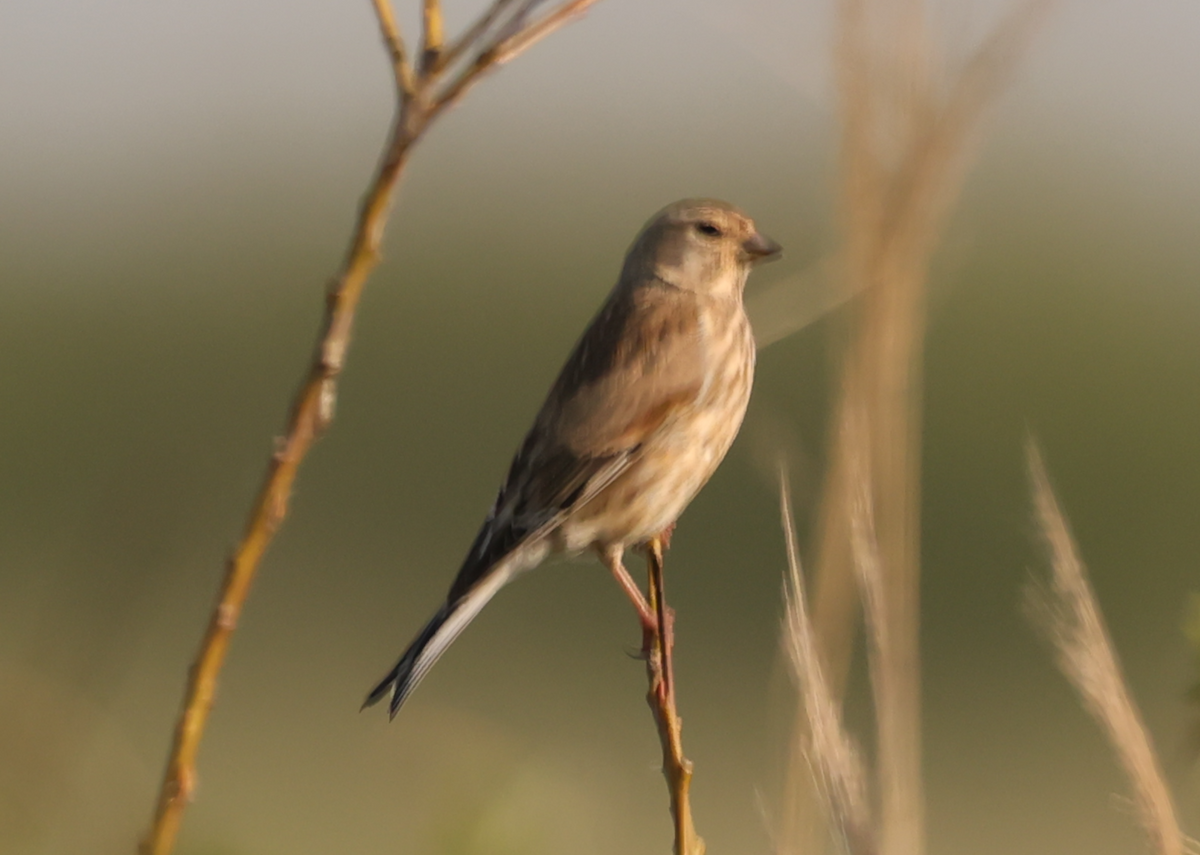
[{"x1": 140, "y1": 3, "x2": 603, "y2": 854}]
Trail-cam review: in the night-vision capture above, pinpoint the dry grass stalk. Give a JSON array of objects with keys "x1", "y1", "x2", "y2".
[
  {"x1": 1025, "y1": 443, "x2": 1184, "y2": 855},
  {"x1": 841, "y1": 412, "x2": 910, "y2": 855},
  {"x1": 779, "y1": 467, "x2": 876, "y2": 855},
  {"x1": 643, "y1": 537, "x2": 705, "y2": 855},
  {"x1": 794, "y1": 1, "x2": 1052, "y2": 853},
  {"x1": 812, "y1": 0, "x2": 1055, "y2": 691},
  {"x1": 139, "y1": 2, "x2": 604, "y2": 853}
]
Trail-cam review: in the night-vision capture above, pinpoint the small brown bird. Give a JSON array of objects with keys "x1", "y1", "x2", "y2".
[{"x1": 365, "y1": 199, "x2": 781, "y2": 717}]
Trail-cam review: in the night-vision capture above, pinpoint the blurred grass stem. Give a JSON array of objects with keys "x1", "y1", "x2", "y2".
[
  {"x1": 1025, "y1": 444, "x2": 1184, "y2": 855},
  {"x1": 139, "y1": 2, "x2": 604, "y2": 854},
  {"x1": 790, "y1": 1, "x2": 1052, "y2": 853},
  {"x1": 779, "y1": 468, "x2": 875, "y2": 855}
]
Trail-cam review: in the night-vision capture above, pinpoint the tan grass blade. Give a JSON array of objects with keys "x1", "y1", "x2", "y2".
[
  {"x1": 779, "y1": 467, "x2": 876, "y2": 855},
  {"x1": 1026, "y1": 442, "x2": 1184, "y2": 855},
  {"x1": 793, "y1": 2, "x2": 1054, "y2": 854}
]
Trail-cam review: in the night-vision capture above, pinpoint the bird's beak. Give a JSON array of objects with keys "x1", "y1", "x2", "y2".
[{"x1": 742, "y1": 231, "x2": 782, "y2": 264}]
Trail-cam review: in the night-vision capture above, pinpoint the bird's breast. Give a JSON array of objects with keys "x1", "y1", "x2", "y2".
[{"x1": 561, "y1": 310, "x2": 755, "y2": 551}]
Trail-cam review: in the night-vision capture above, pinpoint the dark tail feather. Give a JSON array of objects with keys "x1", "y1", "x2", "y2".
[
  {"x1": 363, "y1": 563, "x2": 514, "y2": 718},
  {"x1": 362, "y1": 603, "x2": 452, "y2": 717}
]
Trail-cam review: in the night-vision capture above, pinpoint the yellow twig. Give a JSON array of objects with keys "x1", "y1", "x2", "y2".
[
  {"x1": 439, "y1": 0, "x2": 514, "y2": 72},
  {"x1": 421, "y1": 0, "x2": 445, "y2": 72},
  {"x1": 490, "y1": 0, "x2": 600, "y2": 64},
  {"x1": 644, "y1": 537, "x2": 705, "y2": 855},
  {"x1": 139, "y1": 2, "x2": 608, "y2": 853},
  {"x1": 371, "y1": 0, "x2": 415, "y2": 99},
  {"x1": 140, "y1": 85, "x2": 420, "y2": 855},
  {"x1": 429, "y1": 0, "x2": 602, "y2": 120}
]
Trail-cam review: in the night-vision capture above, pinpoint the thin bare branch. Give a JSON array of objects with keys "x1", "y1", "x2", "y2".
[
  {"x1": 421, "y1": 0, "x2": 446, "y2": 72},
  {"x1": 439, "y1": 0, "x2": 518, "y2": 72},
  {"x1": 644, "y1": 537, "x2": 706, "y2": 855},
  {"x1": 138, "y1": 2, "x2": 609, "y2": 853},
  {"x1": 1026, "y1": 442, "x2": 1184, "y2": 855},
  {"x1": 141, "y1": 106, "x2": 420, "y2": 855},
  {"x1": 431, "y1": 0, "x2": 603, "y2": 119},
  {"x1": 779, "y1": 467, "x2": 876, "y2": 855},
  {"x1": 371, "y1": 0, "x2": 416, "y2": 99},
  {"x1": 492, "y1": 0, "x2": 552, "y2": 46}
]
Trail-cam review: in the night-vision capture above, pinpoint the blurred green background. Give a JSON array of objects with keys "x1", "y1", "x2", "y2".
[{"x1": 2, "y1": 1, "x2": 1198, "y2": 853}]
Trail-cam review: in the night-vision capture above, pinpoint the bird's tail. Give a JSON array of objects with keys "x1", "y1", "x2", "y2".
[{"x1": 362, "y1": 563, "x2": 514, "y2": 718}]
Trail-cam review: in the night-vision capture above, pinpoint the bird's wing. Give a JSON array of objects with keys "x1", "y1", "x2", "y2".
[
  {"x1": 546, "y1": 285, "x2": 709, "y2": 456},
  {"x1": 446, "y1": 284, "x2": 709, "y2": 602}
]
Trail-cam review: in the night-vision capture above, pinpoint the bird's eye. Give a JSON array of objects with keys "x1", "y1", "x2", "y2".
[{"x1": 695, "y1": 221, "x2": 722, "y2": 238}]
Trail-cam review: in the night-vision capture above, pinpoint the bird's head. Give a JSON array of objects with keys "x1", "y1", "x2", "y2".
[{"x1": 627, "y1": 198, "x2": 782, "y2": 300}]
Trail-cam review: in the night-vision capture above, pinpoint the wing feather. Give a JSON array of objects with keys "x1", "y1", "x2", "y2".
[{"x1": 447, "y1": 280, "x2": 709, "y2": 601}]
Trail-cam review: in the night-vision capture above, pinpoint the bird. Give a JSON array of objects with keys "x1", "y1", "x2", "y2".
[{"x1": 364, "y1": 198, "x2": 781, "y2": 718}]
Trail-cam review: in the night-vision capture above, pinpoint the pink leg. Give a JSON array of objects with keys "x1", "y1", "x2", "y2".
[{"x1": 598, "y1": 544, "x2": 655, "y2": 631}]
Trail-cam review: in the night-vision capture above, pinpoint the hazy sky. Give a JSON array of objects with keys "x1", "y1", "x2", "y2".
[{"x1": 3, "y1": 0, "x2": 1200, "y2": 201}]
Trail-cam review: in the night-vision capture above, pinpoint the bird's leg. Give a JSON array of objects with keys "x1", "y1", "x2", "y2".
[
  {"x1": 598, "y1": 544, "x2": 655, "y2": 633},
  {"x1": 644, "y1": 533, "x2": 703, "y2": 855},
  {"x1": 646, "y1": 536, "x2": 676, "y2": 697}
]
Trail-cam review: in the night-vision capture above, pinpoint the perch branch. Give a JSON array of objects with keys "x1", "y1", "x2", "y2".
[
  {"x1": 139, "y1": 2, "x2": 605, "y2": 854},
  {"x1": 643, "y1": 536, "x2": 705, "y2": 855}
]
